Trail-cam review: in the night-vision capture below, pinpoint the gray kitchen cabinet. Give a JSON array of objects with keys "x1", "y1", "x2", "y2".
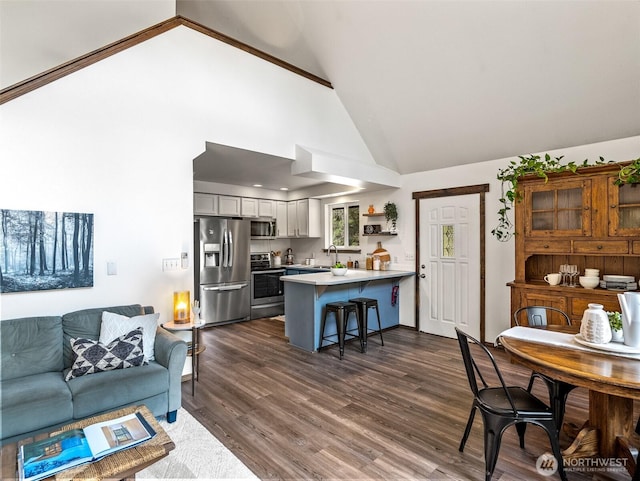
[
  {"x1": 276, "y1": 201, "x2": 288, "y2": 237},
  {"x1": 287, "y1": 198, "x2": 320, "y2": 237},
  {"x1": 218, "y1": 195, "x2": 241, "y2": 216},
  {"x1": 194, "y1": 193, "x2": 217, "y2": 215},
  {"x1": 241, "y1": 197, "x2": 259, "y2": 217},
  {"x1": 258, "y1": 199, "x2": 276, "y2": 218}
]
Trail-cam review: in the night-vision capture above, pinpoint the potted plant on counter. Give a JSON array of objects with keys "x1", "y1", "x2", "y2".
[{"x1": 384, "y1": 201, "x2": 398, "y2": 233}]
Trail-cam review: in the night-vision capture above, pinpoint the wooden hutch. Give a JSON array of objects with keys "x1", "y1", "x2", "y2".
[{"x1": 509, "y1": 162, "x2": 640, "y2": 325}]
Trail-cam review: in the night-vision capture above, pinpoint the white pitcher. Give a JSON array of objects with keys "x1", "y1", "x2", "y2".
[{"x1": 617, "y1": 292, "x2": 640, "y2": 348}]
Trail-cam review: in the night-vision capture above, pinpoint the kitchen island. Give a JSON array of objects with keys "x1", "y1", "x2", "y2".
[{"x1": 282, "y1": 269, "x2": 414, "y2": 352}]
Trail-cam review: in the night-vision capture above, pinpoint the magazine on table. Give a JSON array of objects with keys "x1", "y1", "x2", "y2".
[{"x1": 18, "y1": 411, "x2": 156, "y2": 481}]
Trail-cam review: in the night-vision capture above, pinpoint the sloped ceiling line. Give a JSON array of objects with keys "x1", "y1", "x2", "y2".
[{"x1": 0, "y1": 15, "x2": 332, "y2": 105}]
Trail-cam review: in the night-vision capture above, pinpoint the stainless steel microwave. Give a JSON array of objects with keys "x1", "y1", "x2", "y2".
[{"x1": 251, "y1": 219, "x2": 277, "y2": 239}]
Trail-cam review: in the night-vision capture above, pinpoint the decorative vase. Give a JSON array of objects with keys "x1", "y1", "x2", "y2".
[
  {"x1": 580, "y1": 303, "x2": 612, "y2": 344},
  {"x1": 368, "y1": 204, "x2": 375, "y2": 214}
]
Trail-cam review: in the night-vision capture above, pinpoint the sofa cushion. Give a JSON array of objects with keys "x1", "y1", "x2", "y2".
[
  {"x1": 0, "y1": 372, "x2": 73, "y2": 439},
  {"x1": 62, "y1": 305, "x2": 144, "y2": 368},
  {"x1": 0, "y1": 316, "x2": 63, "y2": 381},
  {"x1": 100, "y1": 311, "x2": 159, "y2": 361},
  {"x1": 65, "y1": 328, "x2": 145, "y2": 380},
  {"x1": 66, "y1": 361, "x2": 168, "y2": 419}
]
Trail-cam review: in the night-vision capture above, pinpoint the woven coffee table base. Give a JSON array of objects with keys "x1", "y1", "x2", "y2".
[{"x1": 9, "y1": 405, "x2": 174, "y2": 481}]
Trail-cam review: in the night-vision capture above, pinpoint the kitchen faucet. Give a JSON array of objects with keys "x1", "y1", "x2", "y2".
[{"x1": 328, "y1": 244, "x2": 338, "y2": 266}]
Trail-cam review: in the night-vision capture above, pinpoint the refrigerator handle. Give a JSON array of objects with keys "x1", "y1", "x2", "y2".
[
  {"x1": 203, "y1": 283, "x2": 248, "y2": 291},
  {"x1": 228, "y1": 229, "x2": 234, "y2": 267},
  {"x1": 222, "y1": 228, "x2": 228, "y2": 268}
]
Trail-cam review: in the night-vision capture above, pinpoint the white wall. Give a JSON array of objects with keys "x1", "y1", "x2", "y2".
[
  {"x1": 0, "y1": 26, "x2": 376, "y2": 321},
  {"x1": 354, "y1": 136, "x2": 640, "y2": 340}
]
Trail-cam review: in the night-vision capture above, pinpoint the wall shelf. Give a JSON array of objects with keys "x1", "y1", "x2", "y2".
[
  {"x1": 363, "y1": 213, "x2": 385, "y2": 217},
  {"x1": 363, "y1": 232, "x2": 397, "y2": 236}
]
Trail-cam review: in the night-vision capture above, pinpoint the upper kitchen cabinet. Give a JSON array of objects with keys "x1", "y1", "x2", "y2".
[
  {"x1": 275, "y1": 201, "x2": 288, "y2": 238},
  {"x1": 287, "y1": 199, "x2": 321, "y2": 237},
  {"x1": 241, "y1": 197, "x2": 259, "y2": 217},
  {"x1": 258, "y1": 199, "x2": 276, "y2": 218},
  {"x1": 194, "y1": 193, "x2": 217, "y2": 216},
  {"x1": 218, "y1": 195, "x2": 242, "y2": 216}
]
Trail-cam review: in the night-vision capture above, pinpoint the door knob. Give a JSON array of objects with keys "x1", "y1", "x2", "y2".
[{"x1": 420, "y1": 274, "x2": 426, "y2": 278}]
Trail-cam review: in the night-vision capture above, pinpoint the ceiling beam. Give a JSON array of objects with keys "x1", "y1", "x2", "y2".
[{"x1": 0, "y1": 15, "x2": 332, "y2": 105}]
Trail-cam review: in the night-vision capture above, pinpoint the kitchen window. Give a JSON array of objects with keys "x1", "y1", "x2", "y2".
[{"x1": 328, "y1": 202, "x2": 360, "y2": 248}]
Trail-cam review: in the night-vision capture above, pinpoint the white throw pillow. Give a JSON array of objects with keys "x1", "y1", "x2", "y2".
[{"x1": 100, "y1": 311, "x2": 160, "y2": 361}]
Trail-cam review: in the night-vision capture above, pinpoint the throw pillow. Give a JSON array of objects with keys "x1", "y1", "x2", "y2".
[
  {"x1": 65, "y1": 328, "x2": 145, "y2": 381},
  {"x1": 100, "y1": 311, "x2": 159, "y2": 362}
]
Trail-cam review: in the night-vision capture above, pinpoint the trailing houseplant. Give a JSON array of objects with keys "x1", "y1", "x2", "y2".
[
  {"x1": 491, "y1": 154, "x2": 609, "y2": 241},
  {"x1": 384, "y1": 201, "x2": 398, "y2": 232},
  {"x1": 615, "y1": 158, "x2": 640, "y2": 185}
]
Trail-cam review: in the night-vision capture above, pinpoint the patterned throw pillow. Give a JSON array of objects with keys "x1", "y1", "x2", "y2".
[{"x1": 65, "y1": 328, "x2": 145, "y2": 381}]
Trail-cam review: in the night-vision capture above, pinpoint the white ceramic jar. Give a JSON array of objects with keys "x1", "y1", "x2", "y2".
[{"x1": 580, "y1": 303, "x2": 612, "y2": 344}]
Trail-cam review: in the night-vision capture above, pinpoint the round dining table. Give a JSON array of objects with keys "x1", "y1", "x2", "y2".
[{"x1": 499, "y1": 325, "x2": 640, "y2": 465}]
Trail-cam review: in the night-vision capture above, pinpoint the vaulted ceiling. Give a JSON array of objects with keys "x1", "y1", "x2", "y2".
[{"x1": 3, "y1": 1, "x2": 639, "y2": 175}]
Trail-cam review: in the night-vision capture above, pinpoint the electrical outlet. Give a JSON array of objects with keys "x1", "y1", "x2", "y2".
[
  {"x1": 181, "y1": 252, "x2": 189, "y2": 269},
  {"x1": 162, "y1": 258, "x2": 180, "y2": 271}
]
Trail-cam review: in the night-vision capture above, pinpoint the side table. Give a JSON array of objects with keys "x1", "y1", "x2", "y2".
[{"x1": 161, "y1": 319, "x2": 206, "y2": 396}]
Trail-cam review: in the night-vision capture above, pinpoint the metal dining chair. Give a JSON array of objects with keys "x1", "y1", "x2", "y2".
[
  {"x1": 634, "y1": 418, "x2": 640, "y2": 481},
  {"x1": 456, "y1": 328, "x2": 567, "y2": 481},
  {"x1": 513, "y1": 306, "x2": 577, "y2": 432}
]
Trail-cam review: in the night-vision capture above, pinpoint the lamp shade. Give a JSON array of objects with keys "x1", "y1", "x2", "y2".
[{"x1": 173, "y1": 291, "x2": 190, "y2": 323}]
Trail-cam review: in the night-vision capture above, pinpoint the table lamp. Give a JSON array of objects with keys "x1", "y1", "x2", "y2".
[{"x1": 173, "y1": 291, "x2": 190, "y2": 323}]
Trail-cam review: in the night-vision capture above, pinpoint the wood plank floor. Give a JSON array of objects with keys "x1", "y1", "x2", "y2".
[{"x1": 181, "y1": 318, "x2": 636, "y2": 480}]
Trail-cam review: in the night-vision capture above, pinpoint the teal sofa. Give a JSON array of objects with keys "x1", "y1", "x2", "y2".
[{"x1": 0, "y1": 304, "x2": 188, "y2": 444}]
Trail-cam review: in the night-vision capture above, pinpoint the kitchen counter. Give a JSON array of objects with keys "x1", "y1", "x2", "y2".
[
  {"x1": 282, "y1": 269, "x2": 414, "y2": 352},
  {"x1": 282, "y1": 269, "x2": 415, "y2": 286}
]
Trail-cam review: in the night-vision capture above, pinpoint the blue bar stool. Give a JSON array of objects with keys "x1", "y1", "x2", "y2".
[
  {"x1": 349, "y1": 297, "x2": 384, "y2": 353},
  {"x1": 319, "y1": 301, "x2": 363, "y2": 359}
]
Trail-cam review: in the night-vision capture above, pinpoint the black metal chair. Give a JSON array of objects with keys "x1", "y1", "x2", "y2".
[
  {"x1": 456, "y1": 327, "x2": 567, "y2": 481},
  {"x1": 634, "y1": 417, "x2": 640, "y2": 481},
  {"x1": 513, "y1": 306, "x2": 577, "y2": 432}
]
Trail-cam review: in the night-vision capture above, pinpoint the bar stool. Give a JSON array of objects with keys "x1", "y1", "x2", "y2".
[
  {"x1": 349, "y1": 297, "x2": 384, "y2": 353},
  {"x1": 319, "y1": 301, "x2": 363, "y2": 359}
]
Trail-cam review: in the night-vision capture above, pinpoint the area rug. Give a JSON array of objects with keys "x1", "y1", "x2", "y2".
[{"x1": 137, "y1": 408, "x2": 259, "y2": 480}]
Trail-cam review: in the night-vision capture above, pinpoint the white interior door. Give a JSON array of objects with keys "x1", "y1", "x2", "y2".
[{"x1": 418, "y1": 195, "x2": 480, "y2": 339}]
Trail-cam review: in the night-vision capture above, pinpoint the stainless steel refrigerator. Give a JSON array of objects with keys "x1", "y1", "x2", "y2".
[{"x1": 195, "y1": 217, "x2": 251, "y2": 325}]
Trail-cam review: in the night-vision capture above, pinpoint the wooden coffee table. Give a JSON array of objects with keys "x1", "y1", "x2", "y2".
[{"x1": 0, "y1": 405, "x2": 174, "y2": 481}]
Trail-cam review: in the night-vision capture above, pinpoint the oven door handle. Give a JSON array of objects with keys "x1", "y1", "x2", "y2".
[{"x1": 203, "y1": 283, "x2": 248, "y2": 291}]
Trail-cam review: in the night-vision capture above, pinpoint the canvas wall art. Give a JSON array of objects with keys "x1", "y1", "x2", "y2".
[{"x1": 1, "y1": 209, "x2": 94, "y2": 293}]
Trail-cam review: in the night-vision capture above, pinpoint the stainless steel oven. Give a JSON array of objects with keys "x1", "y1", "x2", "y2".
[{"x1": 250, "y1": 253, "x2": 285, "y2": 319}]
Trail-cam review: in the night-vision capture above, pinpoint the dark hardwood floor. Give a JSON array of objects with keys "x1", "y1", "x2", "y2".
[{"x1": 181, "y1": 318, "x2": 636, "y2": 480}]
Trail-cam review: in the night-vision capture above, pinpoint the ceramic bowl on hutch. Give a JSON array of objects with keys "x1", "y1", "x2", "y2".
[{"x1": 579, "y1": 276, "x2": 600, "y2": 289}]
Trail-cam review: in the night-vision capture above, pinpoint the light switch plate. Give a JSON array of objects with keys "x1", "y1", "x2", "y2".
[
  {"x1": 107, "y1": 261, "x2": 117, "y2": 276},
  {"x1": 162, "y1": 258, "x2": 180, "y2": 271}
]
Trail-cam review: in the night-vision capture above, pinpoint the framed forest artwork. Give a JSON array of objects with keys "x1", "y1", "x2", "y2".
[{"x1": 0, "y1": 209, "x2": 94, "y2": 293}]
